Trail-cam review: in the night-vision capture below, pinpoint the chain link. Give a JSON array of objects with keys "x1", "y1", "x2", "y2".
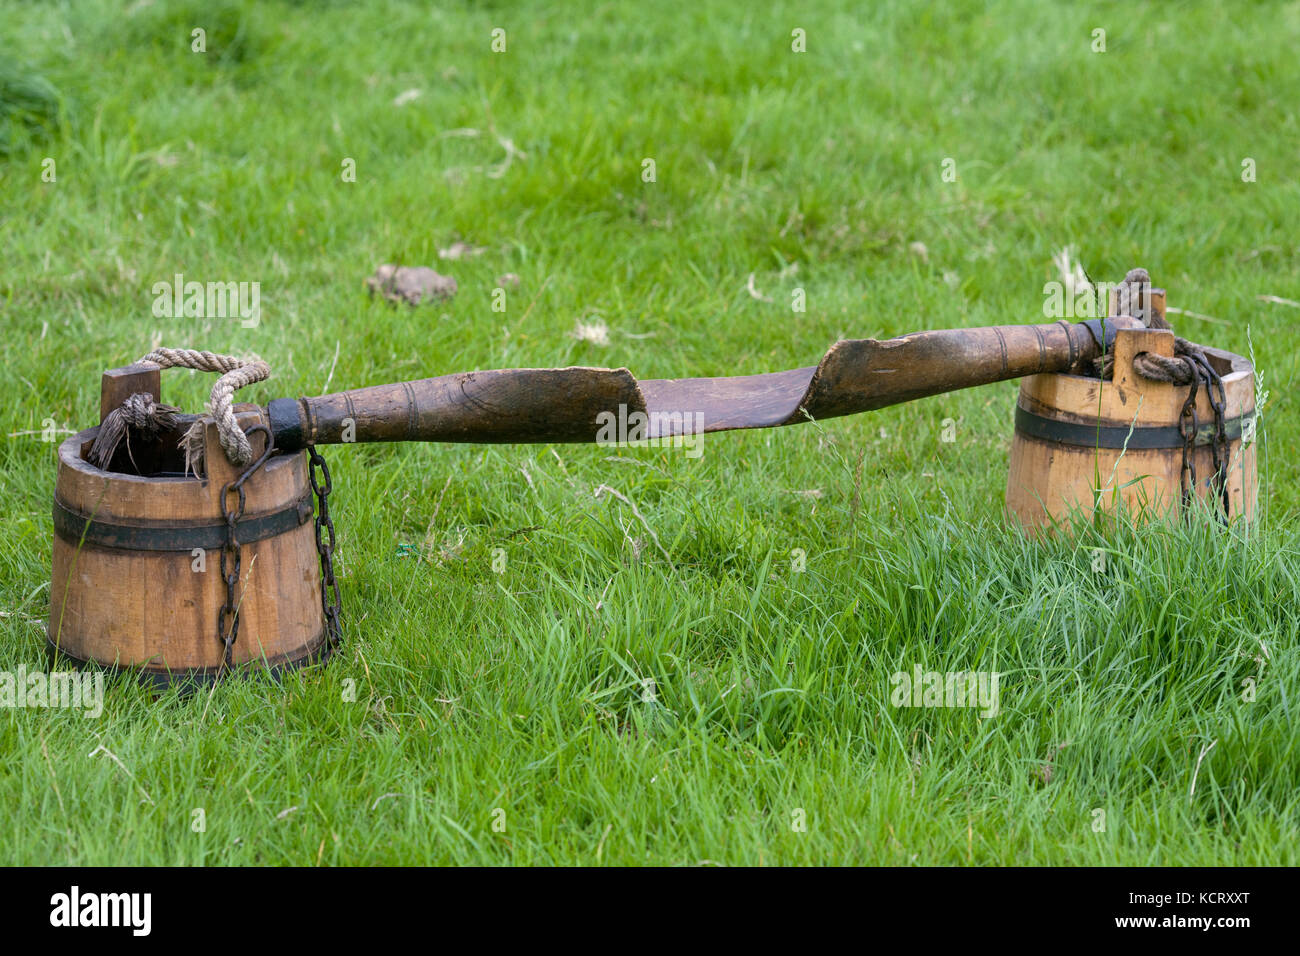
[
  {"x1": 215, "y1": 428, "x2": 342, "y2": 673},
  {"x1": 1178, "y1": 377, "x2": 1200, "y2": 515},
  {"x1": 217, "y1": 425, "x2": 275, "y2": 671},
  {"x1": 217, "y1": 498, "x2": 242, "y2": 668},
  {"x1": 1196, "y1": 353, "x2": 1232, "y2": 518},
  {"x1": 1177, "y1": 354, "x2": 1231, "y2": 523},
  {"x1": 308, "y1": 445, "x2": 343, "y2": 649}
]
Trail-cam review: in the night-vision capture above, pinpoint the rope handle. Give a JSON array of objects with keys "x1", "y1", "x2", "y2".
[
  {"x1": 1090, "y1": 267, "x2": 1223, "y2": 386},
  {"x1": 86, "y1": 347, "x2": 271, "y2": 472},
  {"x1": 135, "y1": 348, "x2": 271, "y2": 467}
]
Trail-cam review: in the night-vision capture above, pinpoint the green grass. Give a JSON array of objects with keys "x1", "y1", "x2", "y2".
[{"x1": 1, "y1": 0, "x2": 1297, "y2": 865}]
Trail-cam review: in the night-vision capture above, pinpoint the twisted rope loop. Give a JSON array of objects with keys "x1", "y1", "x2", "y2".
[
  {"x1": 136, "y1": 348, "x2": 271, "y2": 467},
  {"x1": 87, "y1": 347, "x2": 270, "y2": 473},
  {"x1": 1093, "y1": 268, "x2": 1211, "y2": 385}
]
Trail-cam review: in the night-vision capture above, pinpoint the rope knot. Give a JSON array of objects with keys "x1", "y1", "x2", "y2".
[
  {"x1": 119, "y1": 392, "x2": 174, "y2": 431},
  {"x1": 87, "y1": 392, "x2": 182, "y2": 471}
]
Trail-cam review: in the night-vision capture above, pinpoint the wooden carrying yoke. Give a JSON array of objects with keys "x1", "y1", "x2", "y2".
[{"x1": 48, "y1": 308, "x2": 1256, "y2": 685}]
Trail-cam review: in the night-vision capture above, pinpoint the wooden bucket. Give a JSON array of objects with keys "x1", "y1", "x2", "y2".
[
  {"x1": 1006, "y1": 312, "x2": 1257, "y2": 531},
  {"x1": 48, "y1": 390, "x2": 327, "y2": 685}
]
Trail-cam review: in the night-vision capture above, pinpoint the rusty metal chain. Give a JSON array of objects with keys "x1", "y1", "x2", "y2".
[
  {"x1": 308, "y1": 445, "x2": 343, "y2": 649},
  {"x1": 217, "y1": 425, "x2": 276, "y2": 670},
  {"x1": 1191, "y1": 352, "x2": 1232, "y2": 518},
  {"x1": 1178, "y1": 376, "x2": 1200, "y2": 515},
  {"x1": 1176, "y1": 355, "x2": 1231, "y2": 523},
  {"x1": 217, "y1": 433, "x2": 342, "y2": 673}
]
